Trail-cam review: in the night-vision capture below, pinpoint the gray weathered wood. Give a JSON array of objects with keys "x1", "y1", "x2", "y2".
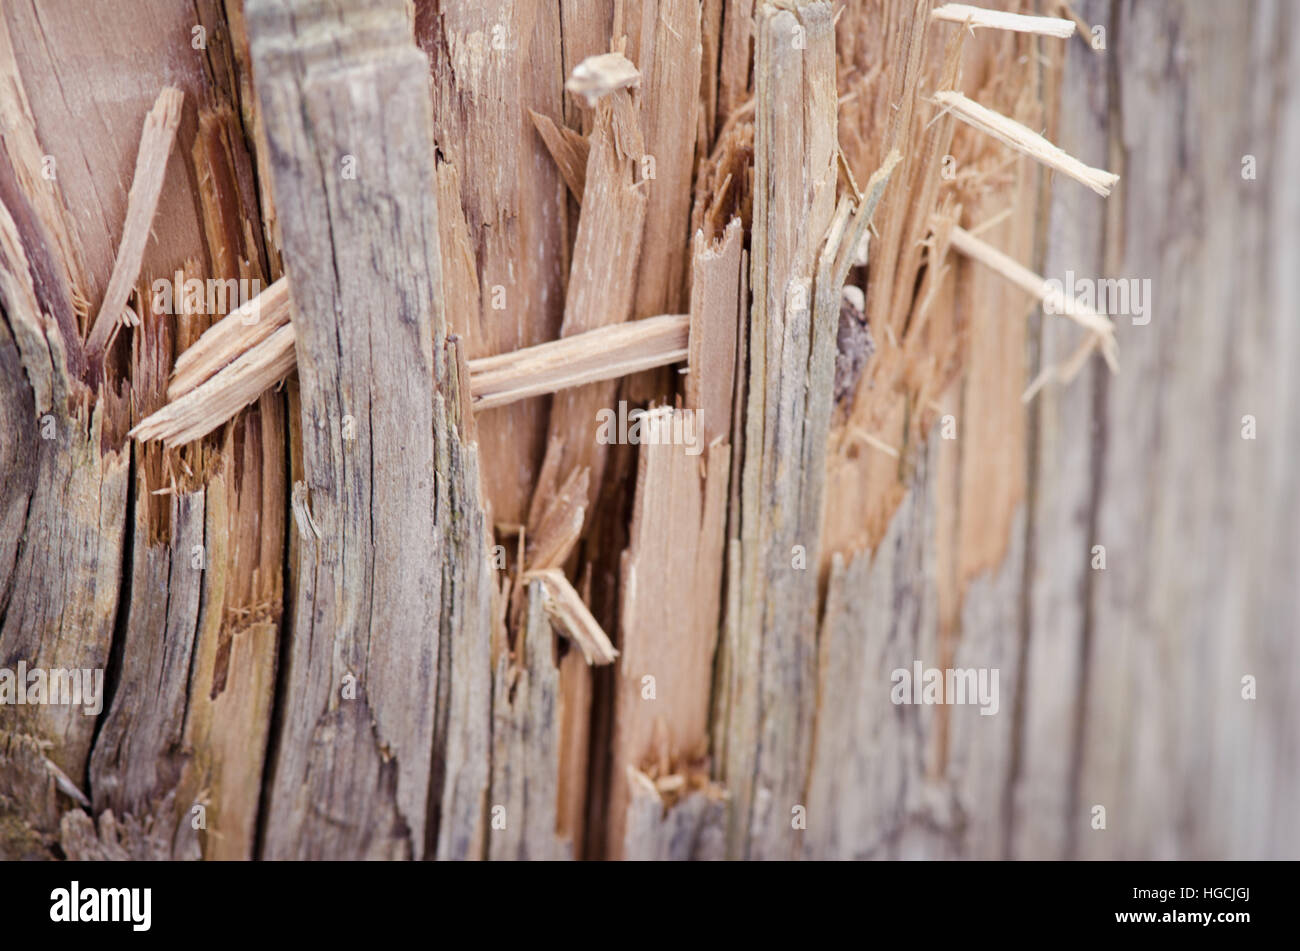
[{"x1": 249, "y1": 0, "x2": 446, "y2": 859}]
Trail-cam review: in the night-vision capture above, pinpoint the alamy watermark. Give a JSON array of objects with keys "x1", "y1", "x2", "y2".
[
  {"x1": 0, "y1": 662, "x2": 104, "y2": 716},
  {"x1": 890, "y1": 661, "x2": 999, "y2": 716},
  {"x1": 1044, "y1": 270, "x2": 1152, "y2": 326},
  {"x1": 595, "y1": 402, "x2": 702, "y2": 456},
  {"x1": 50, "y1": 881, "x2": 151, "y2": 931},
  {"x1": 151, "y1": 271, "x2": 263, "y2": 322}
]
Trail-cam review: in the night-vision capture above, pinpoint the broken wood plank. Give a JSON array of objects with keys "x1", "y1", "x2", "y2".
[
  {"x1": 605, "y1": 219, "x2": 743, "y2": 859},
  {"x1": 608, "y1": 415, "x2": 732, "y2": 857},
  {"x1": 720, "y1": 0, "x2": 839, "y2": 861}
]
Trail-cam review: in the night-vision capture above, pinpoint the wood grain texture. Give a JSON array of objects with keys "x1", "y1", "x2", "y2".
[
  {"x1": 627, "y1": 0, "x2": 702, "y2": 321},
  {"x1": 248, "y1": 0, "x2": 445, "y2": 859},
  {"x1": 0, "y1": 0, "x2": 216, "y2": 858},
  {"x1": 431, "y1": 340, "x2": 496, "y2": 860},
  {"x1": 622, "y1": 770, "x2": 727, "y2": 860},
  {"x1": 608, "y1": 429, "x2": 731, "y2": 856},
  {"x1": 417, "y1": 0, "x2": 569, "y2": 527},
  {"x1": 487, "y1": 583, "x2": 571, "y2": 860},
  {"x1": 800, "y1": 0, "x2": 1300, "y2": 861},
  {"x1": 2, "y1": 0, "x2": 1296, "y2": 865},
  {"x1": 1068, "y1": 0, "x2": 1300, "y2": 860},
  {"x1": 720, "y1": 0, "x2": 839, "y2": 860},
  {"x1": 1, "y1": 0, "x2": 209, "y2": 327}
]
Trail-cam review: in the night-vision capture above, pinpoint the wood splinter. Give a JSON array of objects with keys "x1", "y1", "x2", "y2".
[
  {"x1": 85, "y1": 86, "x2": 185, "y2": 358},
  {"x1": 523, "y1": 569, "x2": 618, "y2": 666},
  {"x1": 931, "y1": 3, "x2": 1076, "y2": 38},
  {"x1": 169, "y1": 277, "x2": 292, "y2": 398},
  {"x1": 932, "y1": 90, "x2": 1119, "y2": 196},
  {"x1": 947, "y1": 224, "x2": 1119, "y2": 374},
  {"x1": 131, "y1": 304, "x2": 690, "y2": 446}
]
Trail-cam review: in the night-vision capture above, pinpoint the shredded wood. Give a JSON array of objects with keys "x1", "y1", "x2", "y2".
[
  {"x1": 86, "y1": 86, "x2": 184, "y2": 357},
  {"x1": 169, "y1": 276, "x2": 291, "y2": 398},
  {"x1": 932, "y1": 90, "x2": 1119, "y2": 196},
  {"x1": 931, "y1": 3, "x2": 1075, "y2": 37},
  {"x1": 135, "y1": 312, "x2": 690, "y2": 445},
  {"x1": 129, "y1": 323, "x2": 295, "y2": 445},
  {"x1": 523, "y1": 569, "x2": 618, "y2": 666}
]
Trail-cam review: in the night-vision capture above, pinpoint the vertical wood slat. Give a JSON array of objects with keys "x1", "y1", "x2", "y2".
[
  {"x1": 721, "y1": 0, "x2": 839, "y2": 861},
  {"x1": 248, "y1": 0, "x2": 446, "y2": 860}
]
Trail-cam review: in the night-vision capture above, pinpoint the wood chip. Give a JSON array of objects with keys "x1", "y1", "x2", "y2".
[{"x1": 565, "y1": 52, "x2": 641, "y2": 107}]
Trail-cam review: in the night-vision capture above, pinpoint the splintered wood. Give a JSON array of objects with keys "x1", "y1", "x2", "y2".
[
  {"x1": 248, "y1": 0, "x2": 452, "y2": 859},
  {"x1": 523, "y1": 569, "x2": 618, "y2": 666},
  {"x1": 948, "y1": 224, "x2": 1118, "y2": 368},
  {"x1": 129, "y1": 323, "x2": 295, "y2": 445},
  {"x1": 134, "y1": 305, "x2": 690, "y2": 445},
  {"x1": 86, "y1": 86, "x2": 184, "y2": 358},
  {"x1": 932, "y1": 90, "x2": 1119, "y2": 195},
  {"x1": 169, "y1": 277, "x2": 291, "y2": 397},
  {"x1": 535, "y1": 67, "x2": 647, "y2": 509},
  {"x1": 469, "y1": 314, "x2": 689, "y2": 411},
  {"x1": 4, "y1": 0, "x2": 1194, "y2": 866},
  {"x1": 607, "y1": 220, "x2": 742, "y2": 859},
  {"x1": 720, "y1": 0, "x2": 840, "y2": 861},
  {"x1": 931, "y1": 3, "x2": 1075, "y2": 37}
]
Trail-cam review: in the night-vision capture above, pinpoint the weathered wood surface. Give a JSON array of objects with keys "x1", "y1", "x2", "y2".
[
  {"x1": 248, "y1": 0, "x2": 455, "y2": 859},
  {"x1": 717, "y1": 0, "x2": 840, "y2": 862},
  {"x1": 0, "y1": 0, "x2": 285, "y2": 863},
  {"x1": 1048, "y1": 0, "x2": 1300, "y2": 859},
  {"x1": 804, "y1": 0, "x2": 1300, "y2": 860},
  {"x1": 1, "y1": 0, "x2": 1296, "y2": 863}
]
